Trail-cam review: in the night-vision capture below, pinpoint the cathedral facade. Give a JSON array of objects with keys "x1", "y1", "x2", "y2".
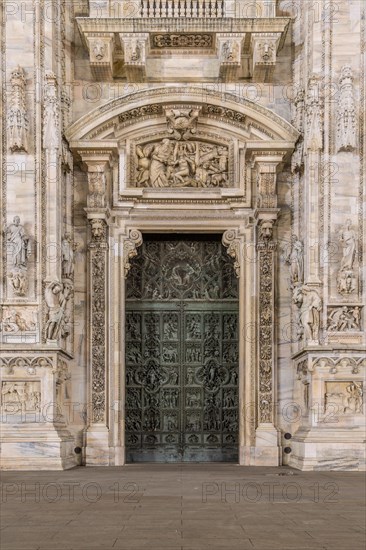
[{"x1": 0, "y1": 0, "x2": 365, "y2": 470}]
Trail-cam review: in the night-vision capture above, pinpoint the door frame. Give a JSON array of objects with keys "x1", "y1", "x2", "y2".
[{"x1": 110, "y1": 218, "x2": 254, "y2": 466}]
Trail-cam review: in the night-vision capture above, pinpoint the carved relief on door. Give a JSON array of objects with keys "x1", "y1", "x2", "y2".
[{"x1": 125, "y1": 236, "x2": 239, "y2": 462}]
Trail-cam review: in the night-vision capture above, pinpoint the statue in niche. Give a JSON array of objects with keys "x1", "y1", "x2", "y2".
[
  {"x1": 337, "y1": 220, "x2": 357, "y2": 295},
  {"x1": 166, "y1": 108, "x2": 200, "y2": 141},
  {"x1": 293, "y1": 284, "x2": 322, "y2": 343},
  {"x1": 44, "y1": 280, "x2": 72, "y2": 341},
  {"x1": 7, "y1": 271, "x2": 28, "y2": 297},
  {"x1": 285, "y1": 235, "x2": 304, "y2": 286},
  {"x1": 61, "y1": 233, "x2": 75, "y2": 279},
  {"x1": 135, "y1": 139, "x2": 229, "y2": 188},
  {"x1": 6, "y1": 216, "x2": 30, "y2": 269},
  {"x1": 339, "y1": 219, "x2": 356, "y2": 271}
]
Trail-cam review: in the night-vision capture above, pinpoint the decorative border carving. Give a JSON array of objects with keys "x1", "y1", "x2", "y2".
[
  {"x1": 124, "y1": 229, "x2": 143, "y2": 277},
  {"x1": 222, "y1": 230, "x2": 240, "y2": 278}
]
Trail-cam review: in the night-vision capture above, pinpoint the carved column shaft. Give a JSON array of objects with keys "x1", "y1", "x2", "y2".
[
  {"x1": 88, "y1": 218, "x2": 108, "y2": 424},
  {"x1": 256, "y1": 219, "x2": 277, "y2": 425}
]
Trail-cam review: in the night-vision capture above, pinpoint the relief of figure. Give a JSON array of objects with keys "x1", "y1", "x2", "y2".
[
  {"x1": 2, "y1": 309, "x2": 36, "y2": 333},
  {"x1": 134, "y1": 139, "x2": 229, "y2": 188},
  {"x1": 328, "y1": 306, "x2": 361, "y2": 332},
  {"x1": 221, "y1": 41, "x2": 239, "y2": 62},
  {"x1": 344, "y1": 382, "x2": 363, "y2": 414},
  {"x1": 285, "y1": 235, "x2": 304, "y2": 286},
  {"x1": 258, "y1": 41, "x2": 275, "y2": 62},
  {"x1": 7, "y1": 271, "x2": 28, "y2": 297},
  {"x1": 44, "y1": 280, "x2": 72, "y2": 341},
  {"x1": 6, "y1": 216, "x2": 30, "y2": 269}
]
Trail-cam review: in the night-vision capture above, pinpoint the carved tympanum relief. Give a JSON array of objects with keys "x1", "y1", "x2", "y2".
[
  {"x1": 327, "y1": 306, "x2": 362, "y2": 332},
  {"x1": 5, "y1": 216, "x2": 31, "y2": 296},
  {"x1": 337, "y1": 219, "x2": 357, "y2": 295},
  {"x1": 325, "y1": 381, "x2": 363, "y2": 415},
  {"x1": 336, "y1": 65, "x2": 357, "y2": 152},
  {"x1": 134, "y1": 138, "x2": 230, "y2": 188},
  {"x1": 7, "y1": 66, "x2": 29, "y2": 153}
]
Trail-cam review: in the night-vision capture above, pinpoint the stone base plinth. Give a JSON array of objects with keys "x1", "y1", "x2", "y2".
[
  {"x1": 0, "y1": 424, "x2": 76, "y2": 470},
  {"x1": 289, "y1": 428, "x2": 366, "y2": 471},
  {"x1": 84, "y1": 426, "x2": 110, "y2": 466}
]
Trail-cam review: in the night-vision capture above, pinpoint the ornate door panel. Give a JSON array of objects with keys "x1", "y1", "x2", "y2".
[{"x1": 125, "y1": 236, "x2": 239, "y2": 462}]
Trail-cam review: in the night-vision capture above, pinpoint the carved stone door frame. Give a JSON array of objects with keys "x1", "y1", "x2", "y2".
[{"x1": 82, "y1": 216, "x2": 280, "y2": 467}]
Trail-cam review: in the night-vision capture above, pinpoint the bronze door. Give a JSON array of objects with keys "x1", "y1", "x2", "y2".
[{"x1": 125, "y1": 235, "x2": 239, "y2": 462}]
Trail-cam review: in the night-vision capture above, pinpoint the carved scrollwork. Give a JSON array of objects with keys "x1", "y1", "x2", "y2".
[
  {"x1": 124, "y1": 229, "x2": 143, "y2": 277},
  {"x1": 222, "y1": 230, "x2": 240, "y2": 278}
]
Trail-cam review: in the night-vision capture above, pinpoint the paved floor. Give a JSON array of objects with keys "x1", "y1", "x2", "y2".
[{"x1": 1, "y1": 464, "x2": 365, "y2": 550}]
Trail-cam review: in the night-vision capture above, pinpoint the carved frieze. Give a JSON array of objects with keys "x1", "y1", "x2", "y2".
[
  {"x1": 152, "y1": 34, "x2": 213, "y2": 49},
  {"x1": 132, "y1": 137, "x2": 230, "y2": 188},
  {"x1": 336, "y1": 65, "x2": 357, "y2": 152},
  {"x1": 7, "y1": 66, "x2": 29, "y2": 153}
]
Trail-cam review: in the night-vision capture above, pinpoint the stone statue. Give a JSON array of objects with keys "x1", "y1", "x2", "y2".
[
  {"x1": 44, "y1": 281, "x2": 72, "y2": 341},
  {"x1": 339, "y1": 219, "x2": 356, "y2": 271},
  {"x1": 299, "y1": 285, "x2": 322, "y2": 343},
  {"x1": 7, "y1": 66, "x2": 29, "y2": 153},
  {"x1": 61, "y1": 233, "x2": 75, "y2": 279},
  {"x1": 6, "y1": 216, "x2": 29, "y2": 269},
  {"x1": 285, "y1": 235, "x2": 304, "y2": 286}
]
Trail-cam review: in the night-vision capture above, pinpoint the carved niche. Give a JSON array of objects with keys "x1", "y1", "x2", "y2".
[{"x1": 7, "y1": 66, "x2": 29, "y2": 153}]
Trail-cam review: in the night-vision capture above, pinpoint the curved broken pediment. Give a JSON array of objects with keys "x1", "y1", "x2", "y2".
[{"x1": 65, "y1": 86, "x2": 299, "y2": 146}]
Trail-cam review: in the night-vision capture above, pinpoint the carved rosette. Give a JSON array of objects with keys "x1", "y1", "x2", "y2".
[
  {"x1": 124, "y1": 229, "x2": 143, "y2": 277},
  {"x1": 222, "y1": 230, "x2": 240, "y2": 278},
  {"x1": 89, "y1": 218, "x2": 108, "y2": 423},
  {"x1": 256, "y1": 219, "x2": 276, "y2": 424}
]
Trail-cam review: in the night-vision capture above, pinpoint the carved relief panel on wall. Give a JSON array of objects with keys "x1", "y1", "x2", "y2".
[{"x1": 130, "y1": 136, "x2": 233, "y2": 189}]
